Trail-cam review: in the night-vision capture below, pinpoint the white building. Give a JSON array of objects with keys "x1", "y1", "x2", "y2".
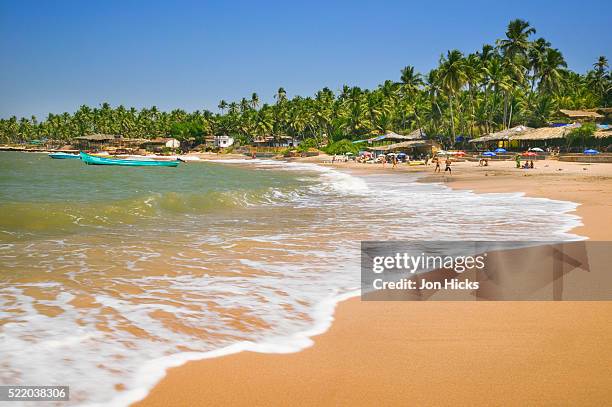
[
  {"x1": 165, "y1": 138, "x2": 180, "y2": 148},
  {"x1": 214, "y1": 135, "x2": 235, "y2": 148}
]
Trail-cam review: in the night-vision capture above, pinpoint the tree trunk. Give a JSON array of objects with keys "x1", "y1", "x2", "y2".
[
  {"x1": 449, "y1": 94, "x2": 456, "y2": 144},
  {"x1": 508, "y1": 101, "x2": 513, "y2": 130}
]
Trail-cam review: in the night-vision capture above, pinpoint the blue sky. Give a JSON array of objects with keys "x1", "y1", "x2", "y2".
[{"x1": 1, "y1": 0, "x2": 610, "y2": 119}]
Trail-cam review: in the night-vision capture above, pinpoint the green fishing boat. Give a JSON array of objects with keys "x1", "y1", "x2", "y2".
[{"x1": 79, "y1": 152, "x2": 180, "y2": 167}]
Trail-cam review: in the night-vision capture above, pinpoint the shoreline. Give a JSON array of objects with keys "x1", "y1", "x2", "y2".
[{"x1": 135, "y1": 158, "x2": 612, "y2": 406}]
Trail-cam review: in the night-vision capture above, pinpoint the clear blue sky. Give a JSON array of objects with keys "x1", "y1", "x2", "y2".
[{"x1": 1, "y1": 0, "x2": 610, "y2": 119}]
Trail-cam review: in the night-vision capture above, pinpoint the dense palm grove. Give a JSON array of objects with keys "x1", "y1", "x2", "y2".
[{"x1": 1, "y1": 20, "x2": 610, "y2": 147}]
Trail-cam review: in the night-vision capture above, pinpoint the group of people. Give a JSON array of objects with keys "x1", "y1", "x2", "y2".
[
  {"x1": 514, "y1": 154, "x2": 535, "y2": 169},
  {"x1": 432, "y1": 155, "x2": 452, "y2": 174}
]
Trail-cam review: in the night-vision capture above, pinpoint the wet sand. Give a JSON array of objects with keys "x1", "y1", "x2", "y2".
[{"x1": 135, "y1": 158, "x2": 612, "y2": 406}]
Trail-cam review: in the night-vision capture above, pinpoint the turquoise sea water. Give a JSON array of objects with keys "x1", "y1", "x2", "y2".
[{"x1": 0, "y1": 152, "x2": 302, "y2": 241}]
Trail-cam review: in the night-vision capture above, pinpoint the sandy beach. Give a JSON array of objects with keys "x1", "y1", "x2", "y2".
[{"x1": 136, "y1": 158, "x2": 612, "y2": 407}]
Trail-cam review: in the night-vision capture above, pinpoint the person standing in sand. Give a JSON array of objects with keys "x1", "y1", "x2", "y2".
[
  {"x1": 445, "y1": 157, "x2": 452, "y2": 175},
  {"x1": 433, "y1": 156, "x2": 440, "y2": 173}
]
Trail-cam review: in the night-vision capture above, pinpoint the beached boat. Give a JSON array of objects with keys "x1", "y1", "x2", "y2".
[
  {"x1": 79, "y1": 152, "x2": 179, "y2": 167},
  {"x1": 49, "y1": 152, "x2": 81, "y2": 159}
]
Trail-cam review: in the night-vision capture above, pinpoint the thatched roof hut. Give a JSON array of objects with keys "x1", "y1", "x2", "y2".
[
  {"x1": 469, "y1": 125, "x2": 532, "y2": 143},
  {"x1": 369, "y1": 129, "x2": 426, "y2": 142},
  {"x1": 508, "y1": 125, "x2": 579, "y2": 141},
  {"x1": 559, "y1": 109, "x2": 604, "y2": 120},
  {"x1": 594, "y1": 129, "x2": 612, "y2": 139},
  {"x1": 368, "y1": 140, "x2": 430, "y2": 151},
  {"x1": 120, "y1": 138, "x2": 149, "y2": 145},
  {"x1": 75, "y1": 134, "x2": 121, "y2": 141}
]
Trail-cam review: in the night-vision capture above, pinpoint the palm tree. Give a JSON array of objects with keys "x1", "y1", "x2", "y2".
[
  {"x1": 218, "y1": 100, "x2": 228, "y2": 114},
  {"x1": 538, "y1": 48, "x2": 567, "y2": 95},
  {"x1": 400, "y1": 66, "x2": 423, "y2": 95},
  {"x1": 587, "y1": 56, "x2": 610, "y2": 106},
  {"x1": 274, "y1": 87, "x2": 287, "y2": 104},
  {"x1": 251, "y1": 93, "x2": 260, "y2": 110},
  {"x1": 438, "y1": 50, "x2": 467, "y2": 142},
  {"x1": 497, "y1": 19, "x2": 535, "y2": 60}
]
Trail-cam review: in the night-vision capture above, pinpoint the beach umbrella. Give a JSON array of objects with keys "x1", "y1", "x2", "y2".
[
  {"x1": 397, "y1": 152, "x2": 407, "y2": 157},
  {"x1": 482, "y1": 151, "x2": 496, "y2": 157},
  {"x1": 529, "y1": 147, "x2": 544, "y2": 152},
  {"x1": 521, "y1": 151, "x2": 537, "y2": 166},
  {"x1": 455, "y1": 151, "x2": 466, "y2": 156},
  {"x1": 494, "y1": 148, "x2": 507, "y2": 153}
]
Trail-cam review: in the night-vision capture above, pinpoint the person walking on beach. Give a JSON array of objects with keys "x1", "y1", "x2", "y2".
[
  {"x1": 392, "y1": 155, "x2": 397, "y2": 168},
  {"x1": 444, "y1": 157, "x2": 452, "y2": 175},
  {"x1": 433, "y1": 156, "x2": 440, "y2": 173}
]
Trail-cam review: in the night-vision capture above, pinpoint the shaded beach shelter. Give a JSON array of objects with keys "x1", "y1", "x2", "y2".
[
  {"x1": 494, "y1": 148, "x2": 507, "y2": 153},
  {"x1": 482, "y1": 151, "x2": 496, "y2": 157},
  {"x1": 529, "y1": 147, "x2": 544, "y2": 152}
]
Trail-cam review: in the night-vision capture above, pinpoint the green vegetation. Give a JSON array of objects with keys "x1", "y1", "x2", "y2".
[
  {"x1": 323, "y1": 139, "x2": 360, "y2": 155},
  {"x1": 0, "y1": 20, "x2": 609, "y2": 147},
  {"x1": 567, "y1": 122, "x2": 597, "y2": 147}
]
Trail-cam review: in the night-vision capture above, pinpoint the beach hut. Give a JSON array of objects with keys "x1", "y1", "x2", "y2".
[
  {"x1": 73, "y1": 134, "x2": 122, "y2": 151},
  {"x1": 368, "y1": 140, "x2": 437, "y2": 157},
  {"x1": 508, "y1": 125, "x2": 579, "y2": 150},
  {"x1": 365, "y1": 129, "x2": 427, "y2": 152},
  {"x1": 252, "y1": 135, "x2": 297, "y2": 148},
  {"x1": 141, "y1": 137, "x2": 181, "y2": 152},
  {"x1": 468, "y1": 125, "x2": 532, "y2": 150},
  {"x1": 559, "y1": 109, "x2": 604, "y2": 122}
]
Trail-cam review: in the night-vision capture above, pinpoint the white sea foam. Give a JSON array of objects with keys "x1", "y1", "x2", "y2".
[{"x1": 0, "y1": 160, "x2": 583, "y2": 406}]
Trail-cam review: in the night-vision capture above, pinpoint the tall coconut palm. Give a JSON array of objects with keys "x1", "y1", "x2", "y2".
[
  {"x1": 275, "y1": 87, "x2": 287, "y2": 104},
  {"x1": 538, "y1": 48, "x2": 567, "y2": 95},
  {"x1": 218, "y1": 100, "x2": 228, "y2": 114},
  {"x1": 400, "y1": 65, "x2": 423, "y2": 96},
  {"x1": 438, "y1": 50, "x2": 467, "y2": 142},
  {"x1": 587, "y1": 56, "x2": 610, "y2": 106},
  {"x1": 250, "y1": 93, "x2": 260, "y2": 110},
  {"x1": 497, "y1": 19, "x2": 535, "y2": 60}
]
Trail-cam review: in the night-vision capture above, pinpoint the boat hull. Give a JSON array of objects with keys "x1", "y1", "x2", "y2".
[
  {"x1": 49, "y1": 153, "x2": 81, "y2": 159},
  {"x1": 79, "y1": 152, "x2": 179, "y2": 167}
]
